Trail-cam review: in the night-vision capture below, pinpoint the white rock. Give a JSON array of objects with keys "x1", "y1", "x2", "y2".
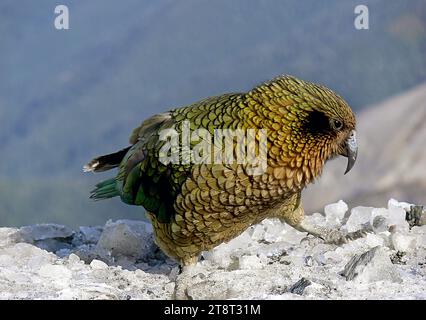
[
  {"x1": 307, "y1": 212, "x2": 327, "y2": 227},
  {"x1": 410, "y1": 225, "x2": 426, "y2": 247},
  {"x1": 263, "y1": 219, "x2": 285, "y2": 243},
  {"x1": 68, "y1": 253, "x2": 81, "y2": 265},
  {"x1": 281, "y1": 224, "x2": 306, "y2": 245},
  {"x1": 304, "y1": 255, "x2": 314, "y2": 266},
  {"x1": 207, "y1": 232, "x2": 252, "y2": 269},
  {"x1": 377, "y1": 231, "x2": 392, "y2": 247},
  {"x1": 388, "y1": 199, "x2": 412, "y2": 211},
  {"x1": 96, "y1": 220, "x2": 154, "y2": 259},
  {"x1": 389, "y1": 225, "x2": 410, "y2": 240},
  {"x1": 19, "y1": 224, "x2": 74, "y2": 241},
  {"x1": 207, "y1": 249, "x2": 233, "y2": 269},
  {"x1": 38, "y1": 264, "x2": 72, "y2": 287},
  {"x1": 365, "y1": 233, "x2": 385, "y2": 247},
  {"x1": 323, "y1": 250, "x2": 343, "y2": 264},
  {"x1": 387, "y1": 206, "x2": 407, "y2": 227},
  {"x1": 324, "y1": 200, "x2": 348, "y2": 227},
  {"x1": 0, "y1": 243, "x2": 55, "y2": 269},
  {"x1": 57, "y1": 288, "x2": 78, "y2": 300},
  {"x1": 342, "y1": 247, "x2": 401, "y2": 283},
  {"x1": 90, "y1": 259, "x2": 108, "y2": 270},
  {"x1": 306, "y1": 243, "x2": 334, "y2": 265},
  {"x1": 249, "y1": 224, "x2": 265, "y2": 241},
  {"x1": 0, "y1": 254, "x2": 15, "y2": 267},
  {"x1": 337, "y1": 238, "x2": 369, "y2": 258},
  {"x1": 391, "y1": 233, "x2": 416, "y2": 252},
  {"x1": 370, "y1": 210, "x2": 389, "y2": 233},
  {"x1": 79, "y1": 226, "x2": 102, "y2": 244},
  {"x1": 238, "y1": 255, "x2": 263, "y2": 270},
  {"x1": 0, "y1": 228, "x2": 22, "y2": 248},
  {"x1": 255, "y1": 242, "x2": 288, "y2": 259},
  {"x1": 346, "y1": 207, "x2": 374, "y2": 232}
]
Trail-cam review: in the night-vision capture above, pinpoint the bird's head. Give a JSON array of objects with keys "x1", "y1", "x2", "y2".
[{"x1": 248, "y1": 75, "x2": 357, "y2": 185}]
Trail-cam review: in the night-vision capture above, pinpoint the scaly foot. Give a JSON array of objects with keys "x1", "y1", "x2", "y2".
[{"x1": 321, "y1": 229, "x2": 368, "y2": 245}]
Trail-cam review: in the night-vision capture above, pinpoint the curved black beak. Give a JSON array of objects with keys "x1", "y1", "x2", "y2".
[{"x1": 340, "y1": 130, "x2": 358, "y2": 175}]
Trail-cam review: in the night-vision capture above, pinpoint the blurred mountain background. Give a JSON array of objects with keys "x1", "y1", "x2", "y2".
[{"x1": 0, "y1": 0, "x2": 425, "y2": 226}]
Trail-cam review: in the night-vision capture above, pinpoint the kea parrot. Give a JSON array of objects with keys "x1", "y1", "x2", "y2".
[{"x1": 84, "y1": 75, "x2": 361, "y2": 298}]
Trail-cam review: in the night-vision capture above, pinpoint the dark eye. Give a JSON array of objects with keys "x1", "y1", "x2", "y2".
[{"x1": 332, "y1": 119, "x2": 343, "y2": 130}]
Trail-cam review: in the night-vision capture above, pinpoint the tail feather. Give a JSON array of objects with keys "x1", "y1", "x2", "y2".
[
  {"x1": 90, "y1": 178, "x2": 119, "y2": 200},
  {"x1": 84, "y1": 146, "x2": 131, "y2": 173}
]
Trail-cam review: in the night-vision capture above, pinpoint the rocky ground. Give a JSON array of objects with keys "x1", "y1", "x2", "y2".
[{"x1": 0, "y1": 199, "x2": 425, "y2": 300}]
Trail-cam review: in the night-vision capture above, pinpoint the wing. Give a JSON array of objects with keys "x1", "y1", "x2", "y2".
[
  {"x1": 115, "y1": 112, "x2": 188, "y2": 223},
  {"x1": 117, "y1": 93, "x2": 244, "y2": 223}
]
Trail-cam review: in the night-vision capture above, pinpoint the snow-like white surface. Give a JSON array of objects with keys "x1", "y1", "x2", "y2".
[{"x1": 0, "y1": 199, "x2": 425, "y2": 300}]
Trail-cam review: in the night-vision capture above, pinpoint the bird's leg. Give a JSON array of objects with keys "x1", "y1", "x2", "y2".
[
  {"x1": 288, "y1": 218, "x2": 367, "y2": 245},
  {"x1": 280, "y1": 198, "x2": 366, "y2": 245},
  {"x1": 173, "y1": 256, "x2": 198, "y2": 300}
]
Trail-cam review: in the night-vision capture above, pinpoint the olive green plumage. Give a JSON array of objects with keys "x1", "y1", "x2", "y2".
[{"x1": 85, "y1": 75, "x2": 357, "y2": 265}]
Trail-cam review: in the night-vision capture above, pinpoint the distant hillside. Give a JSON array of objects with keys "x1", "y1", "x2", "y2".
[{"x1": 304, "y1": 82, "x2": 426, "y2": 212}]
